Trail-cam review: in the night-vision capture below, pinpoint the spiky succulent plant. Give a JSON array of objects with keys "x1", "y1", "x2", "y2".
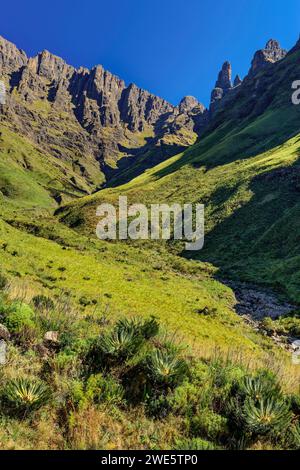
[
  {"x1": 146, "y1": 349, "x2": 188, "y2": 387},
  {"x1": 242, "y1": 375, "x2": 281, "y2": 402},
  {"x1": 243, "y1": 397, "x2": 291, "y2": 436},
  {"x1": 5, "y1": 378, "x2": 51, "y2": 412},
  {"x1": 115, "y1": 316, "x2": 159, "y2": 340},
  {"x1": 98, "y1": 327, "x2": 143, "y2": 361}
]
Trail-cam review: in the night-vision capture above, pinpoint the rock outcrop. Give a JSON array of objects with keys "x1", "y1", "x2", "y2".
[
  {"x1": 0, "y1": 35, "x2": 27, "y2": 75},
  {"x1": 215, "y1": 61, "x2": 232, "y2": 91},
  {"x1": 179, "y1": 96, "x2": 200, "y2": 114},
  {"x1": 119, "y1": 83, "x2": 174, "y2": 132},
  {"x1": 233, "y1": 75, "x2": 242, "y2": 87},
  {"x1": 248, "y1": 39, "x2": 287, "y2": 76},
  {"x1": 210, "y1": 61, "x2": 233, "y2": 107}
]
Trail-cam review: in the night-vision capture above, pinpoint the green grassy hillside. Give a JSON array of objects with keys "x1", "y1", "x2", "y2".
[{"x1": 61, "y1": 48, "x2": 300, "y2": 302}]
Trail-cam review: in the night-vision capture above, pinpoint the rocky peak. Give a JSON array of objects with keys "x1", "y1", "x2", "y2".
[
  {"x1": 249, "y1": 39, "x2": 287, "y2": 76},
  {"x1": 210, "y1": 61, "x2": 232, "y2": 107},
  {"x1": 179, "y1": 96, "x2": 199, "y2": 113},
  {"x1": 0, "y1": 35, "x2": 27, "y2": 75},
  {"x1": 120, "y1": 83, "x2": 174, "y2": 132},
  {"x1": 233, "y1": 74, "x2": 242, "y2": 87},
  {"x1": 35, "y1": 49, "x2": 74, "y2": 81},
  {"x1": 215, "y1": 61, "x2": 232, "y2": 91}
]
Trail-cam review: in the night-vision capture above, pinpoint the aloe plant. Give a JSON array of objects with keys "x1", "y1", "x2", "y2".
[
  {"x1": 243, "y1": 397, "x2": 291, "y2": 435},
  {"x1": 242, "y1": 375, "x2": 282, "y2": 402},
  {"x1": 98, "y1": 327, "x2": 143, "y2": 361},
  {"x1": 146, "y1": 349, "x2": 188, "y2": 387},
  {"x1": 115, "y1": 316, "x2": 159, "y2": 340},
  {"x1": 5, "y1": 378, "x2": 51, "y2": 412}
]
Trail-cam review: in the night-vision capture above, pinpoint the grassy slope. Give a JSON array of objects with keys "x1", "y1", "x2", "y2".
[
  {"x1": 62, "y1": 50, "x2": 300, "y2": 303},
  {"x1": 0, "y1": 216, "x2": 272, "y2": 356}
]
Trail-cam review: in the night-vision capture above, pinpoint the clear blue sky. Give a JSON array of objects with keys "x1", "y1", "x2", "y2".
[{"x1": 1, "y1": 0, "x2": 299, "y2": 106}]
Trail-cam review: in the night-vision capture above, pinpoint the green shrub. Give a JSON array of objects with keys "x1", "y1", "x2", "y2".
[
  {"x1": 175, "y1": 437, "x2": 216, "y2": 450},
  {"x1": 2, "y1": 302, "x2": 36, "y2": 334},
  {"x1": 4, "y1": 378, "x2": 51, "y2": 413},
  {"x1": 0, "y1": 274, "x2": 8, "y2": 290},
  {"x1": 167, "y1": 363, "x2": 211, "y2": 416},
  {"x1": 190, "y1": 408, "x2": 228, "y2": 441},
  {"x1": 79, "y1": 296, "x2": 97, "y2": 307},
  {"x1": 85, "y1": 374, "x2": 124, "y2": 406},
  {"x1": 145, "y1": 393, "x2": 171, "y2": 419},
  {"x1": 69, "y1": 374, "x2": 124, "y2": 410}
]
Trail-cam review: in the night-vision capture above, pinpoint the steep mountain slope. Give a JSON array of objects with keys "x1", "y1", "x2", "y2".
[{"x1": 60, "y1": 39, "x2": 300, "y2": 302}]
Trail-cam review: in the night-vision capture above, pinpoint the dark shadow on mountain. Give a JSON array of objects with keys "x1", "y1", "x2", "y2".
[
  {"x1": 9, "y1": 67, "x2": 25, "y2": 92},
  {"x1": 103, "y1": 142, "x2": 188, "y2": 188},
  {"x1": 181, "y1": 158, "x2": 300, "y2": 301}
]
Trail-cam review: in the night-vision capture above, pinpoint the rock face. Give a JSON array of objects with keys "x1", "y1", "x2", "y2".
[
  {"x1": 119, "y1": 83, "x2": 173, "y2": 132},
  {"x1": 209, "y1": 38, "x2": 290, "y2": 115},
  {"x1": 0, "y1": 35, "x2": 27, "y2": 75},
  {"x1": 0, "y1": 34, "x2": 297, "y2": 191},
  {"x1": 249, "y1": 39, "x2": 287, "y2": 76},
  {"x1": 0, "y1": 35, "x2": 202, "y2": 136}
]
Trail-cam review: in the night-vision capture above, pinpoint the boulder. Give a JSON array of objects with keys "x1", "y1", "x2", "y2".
[
  {"x1": 44, "y1": 331, "x2": 60, "y2": 346},
  {"x1": 0, "y1": 339, "x2": 7, "y2": 365},
  {"x1": 0, "y1": 323, "x2": 10, "y2": 341}
]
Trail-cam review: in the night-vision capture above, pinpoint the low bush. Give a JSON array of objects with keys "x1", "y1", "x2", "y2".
[
  {"x1": 1, "y1": 301, "x2": 36, "y2": 334},
  {"x1": 190, "y1": 408, "x2": 228, "y2": 441},
  {"x1": 32, "y1": 295, "x2": 54, "y2": 311},
  {"x1": 175, "y1": 437, "x2": 216, "y2": 450},
  {"x1": 0, "y1": 273, "x2": 8, "y2": 290}
]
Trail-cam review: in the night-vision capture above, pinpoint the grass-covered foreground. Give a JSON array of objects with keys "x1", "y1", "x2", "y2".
[{"x1": 0, "y1": 278, "x2": 300, "y2": 450}]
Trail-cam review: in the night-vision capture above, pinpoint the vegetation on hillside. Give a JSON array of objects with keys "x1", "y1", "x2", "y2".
[{"x1": 0, "y1": 282, "x2": 299, "y2": 450}]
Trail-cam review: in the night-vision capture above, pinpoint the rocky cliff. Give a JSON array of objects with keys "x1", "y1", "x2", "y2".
[{"x1": 0, "y1": 35, "x2": 208, "y2": 194}]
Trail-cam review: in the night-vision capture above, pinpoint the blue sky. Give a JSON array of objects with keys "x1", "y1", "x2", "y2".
[{"x1": 1, "y1": 0, "x2": 299, "y2": 106}]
